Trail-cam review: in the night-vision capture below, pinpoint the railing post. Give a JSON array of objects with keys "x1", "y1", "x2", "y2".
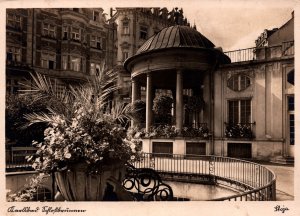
[
  {"x1": 272, "y1": 181, "x2": 276, "y2": 201},
  {"x1": 209, "y1": 156, "x2": 216, "y2": 184}
]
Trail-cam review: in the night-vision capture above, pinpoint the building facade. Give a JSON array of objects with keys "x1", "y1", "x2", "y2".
[
  {"x1": 6, "y1": 8, "x2": 114, "y2": 94},
  {"x1": 6, "y1": 7, "x2": 189, "y2": 101},
  {"x1": 5, "y1": 8, "x2": 294, "y2": 161},
  {"x1": 218, "y1": 13, "x2": 294, "y2": 161},
  {"x1": 110, "y1": 7, "x2": 189, "y2": 103},
  {"x1": 126, "y1": 12, "x2": 294, "y2": 162}
]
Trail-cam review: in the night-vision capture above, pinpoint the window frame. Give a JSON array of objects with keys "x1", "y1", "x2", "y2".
[
  {"x1": 228, "y1": 99, "x2": 252, "y2": 124},
  {"x1": 41, "y1": 52, "x2": 56, "y2": 69},
  {"x1": 62, "y1": 55, "x2": 68, "y2": 70},
  {"x1": 70, "y1": 56, "x2": 81, "y2": 72},
  {"x1": 71, "y1": 27, "x2": 81, "y2": 40},
  {"x1": 90, "y1": 35, "x2": 101, "y2": 49},
  {"x1": 288, "y1": 95, "x2": 294, "y2": 145},
  {"x1": 140, "y1": 26, "x2": 148, "y2": 40},
  {"x1": 227, "y1": 74, "x2": 251, "y2": 91},
  {"x1": 6, "y1": 46, "x2": 21, "y2": 62},
  {"x1": 93, "y1": 11, "x2": 100, "y2": 22},
  {"x1": 7, "y1": 13, "x2": 21, "y2": 28},
  {"x1": 43, "y1": 23, "x2": 56, "y2": 38},
  {"x1": 123, "y1": 22, "x2": 129, "y2": 35},
  {"x1": 62, "y1": 26, "x2": 68, "y2": 40},
  {"x1": 122, "y1": 51, "x2": 129, "y2": 61}
]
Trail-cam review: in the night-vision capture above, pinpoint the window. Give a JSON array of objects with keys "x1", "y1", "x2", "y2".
[
  {"x1": 140, "y1": 26, "x2": 148, "y2": 39},
  {"x1": 90, "y1": 35, "x2": 101, "y2": 49},
  {"x1": 186, "y1": 142, "x2": 206, "y2": 156},
  {"x1": 227, "y1": 143, "x2": 252, "y2": 158},
  {"x1": 122, "y1": 52, "x2": 129, "y2": 61},
  {"x1": 93, "y1": 11, "x2": 100, "y2": 21},
  {"x1": 228, "y1": 99, "x2": 251, "y2": 124},
  {"x1": 90, "y1": 63, "x2": 101, "y2": 76},
  {"x1": 63, "y1": 26, "x2": 68, "y2": 40},
  {"x1": 43, "y1": 23, "x2": 56, "y2": 38},
  {"x1": 123, "y1": 22, "x2": 129, "y2": 34},
  {"x1": 62, "y1": 55, "x2": 68, "y2": 70},
  {"x1": 6, "y1": 46, "x2": 21, "y2": 62},
  {"x1": 288, "y1": 96, "x2": 294, "y2": 145},
  {"x1": 7, "y1": 13, "x2": 21, "y2": 28},
  {"x1": 41, "y1": 53, "x2": 56, "y2": 69},
  {"x1": 228, "y1": 74, "x2": 251, "y2": 91},
  {"x1": 71, "y1": 27, "x2": 80, "y2": 40},
  {"x1": 152, "y1": 142, "x2": 173, "y2": 156},
  {"x1": 70, "y1": 56, "x2": 81, "y2": 71},
  {"x1": 287, "y1": 70, "x2": 294, "y2": 85}
]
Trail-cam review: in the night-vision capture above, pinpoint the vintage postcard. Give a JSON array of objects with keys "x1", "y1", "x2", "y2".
[{"x1": 2, "y1": 0, "x2": 299, "y2": 216}]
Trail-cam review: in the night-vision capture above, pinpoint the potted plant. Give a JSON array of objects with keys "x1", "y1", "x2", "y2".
[{"x1": 22, "y1": 70, "x2": 141, "y2": 201}]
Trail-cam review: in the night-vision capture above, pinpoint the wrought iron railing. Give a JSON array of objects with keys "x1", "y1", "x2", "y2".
[
  {"x1": 225, "y1": 47, "x2": 256, "y2": 63},
  {"x1": 6, "y1": 147, "x2": 37, "y2": 172},
  {"x1": 224, "y1": 41, "x2": 294, "y2": 63},
  {"x1": 132, "y1": 153, "x2": 276, "y2": 201},
  {"x1": 6, "y1": 149, "x2": 276, "y2": 201}
]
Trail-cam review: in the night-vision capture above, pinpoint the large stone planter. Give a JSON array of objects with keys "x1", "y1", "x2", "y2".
[{"x1": 55, "y1": 160, "x2": 131, "y2": 201}]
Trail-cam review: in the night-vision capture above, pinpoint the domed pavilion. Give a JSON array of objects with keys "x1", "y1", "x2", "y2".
[{"x1": 124, "y1": 25, "x2": 230, "y2": 155}]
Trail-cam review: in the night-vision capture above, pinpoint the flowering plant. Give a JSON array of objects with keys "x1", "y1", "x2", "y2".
[
  {"x1": 23, "y1": 71, "x2": 141, "y2": 174},
  {"x1": 225, "y1": 123, "x2": 253, "y2": 138}
]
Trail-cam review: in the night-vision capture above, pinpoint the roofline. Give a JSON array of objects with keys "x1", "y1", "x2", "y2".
[{"x1": 124, "y1": 46, "x2": 230, "y2": 72}]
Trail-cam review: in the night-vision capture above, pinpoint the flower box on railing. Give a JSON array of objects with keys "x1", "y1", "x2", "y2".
[
  {"x1": 224, "y1": 122, "x2": 255, "y2": 139},
  {"x1": 128, "y1": 124, "x2": 210, "y2": 140}
]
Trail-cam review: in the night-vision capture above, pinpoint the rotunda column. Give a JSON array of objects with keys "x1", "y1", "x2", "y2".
[
  {"x1": 131, "y1": 78, "x2": 141, "y2": 127},
  {"x1": 131, "y1": 78, "x2": 141, "y2": 102},
  {"x1": 176, "y1": 69, "x2": 183, "y2": 133},
  {"x1": 146, "y1": 73, "x2": 153, "y2": 132}
]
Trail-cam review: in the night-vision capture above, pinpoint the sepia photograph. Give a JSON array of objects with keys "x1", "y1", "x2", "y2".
[{"x1": 2, "y1": 0, "x2": 299, "y2": 215}]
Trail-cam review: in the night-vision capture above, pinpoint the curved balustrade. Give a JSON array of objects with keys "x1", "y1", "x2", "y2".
[{"x1": 132, "y1": 153, "x2": 276, "y2": 201}]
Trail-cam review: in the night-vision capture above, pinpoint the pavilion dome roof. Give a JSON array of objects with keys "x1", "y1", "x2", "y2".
[{"x1": 136, "y1": 25, "x2": 215, "y2": 55}]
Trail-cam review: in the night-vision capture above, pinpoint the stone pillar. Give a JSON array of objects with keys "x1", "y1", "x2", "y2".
[
  {"x1": 171, "y1": 89, "x2": 176, "y2": 120},
  {"x1": 146, "y1": 73, "x2": 153, "y2": 132},
  {"x1": 176, "y1": 69, "x2": 183, "y2": 133},
  {"x1": 131, "y1": 79, "x2": 140, "y2": 103}
]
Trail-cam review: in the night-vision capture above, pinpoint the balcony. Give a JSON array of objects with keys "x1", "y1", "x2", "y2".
[
  {"x1": 224, "y1": 122, "x2": 255, "y2": 139},
  {"x1": 224, "y1": 40, "x2": 294, "y2": 63}
]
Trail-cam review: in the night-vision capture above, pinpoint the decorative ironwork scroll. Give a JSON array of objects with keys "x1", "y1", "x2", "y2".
[{"x1": 122, "y1": 164, "x2": 173, "y2": 201}]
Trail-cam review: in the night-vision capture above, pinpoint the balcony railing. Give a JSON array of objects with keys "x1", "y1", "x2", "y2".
[
  {"x1": 6, "y1": 150, "x2": 276, "y2": 201},
  {"x1": 224, "y1": 122, "x2": 255, "y2": 139},
  {"x1": 6, "y1": 146, "x2": 37, "y2": 172},
  {"x1": 225, "y1": 47, "x2": 256, "y2": 63},
  {"x1": 224, "y1": 40, "x2": 294, "y2": 63},
  {"x1": 132, "y1": 153, "x2": 276, "y2": 201}
]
